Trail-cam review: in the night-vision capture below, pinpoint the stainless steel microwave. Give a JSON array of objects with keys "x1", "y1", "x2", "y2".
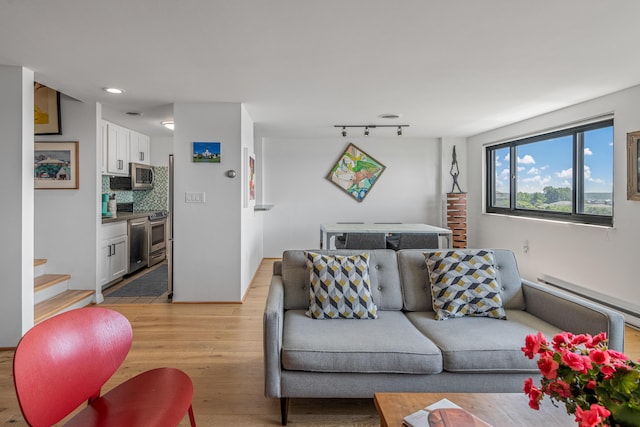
[{"x1": 110, "y1": 163, "x2": 154, "y2": 191}]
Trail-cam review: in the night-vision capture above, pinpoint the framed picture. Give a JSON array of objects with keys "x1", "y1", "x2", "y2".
[
  {"x1": 326, "y1": 143, "x2": 386, "y2": 202},
  {"x1": 192, "y1": 142, "x2": 221, "y2": 163},
  {"x1": 627, "y1": 130, "x2": 640, "y2": 201},
  {"x1": 34, "y1": 83, "x2": 61, "y2": 135},
  {"x1": 243, "y1": 148, "x2": 256, "y2": 208},
  {"x1": 34, "y1": 141, "x2": 79, "y2": 189}
]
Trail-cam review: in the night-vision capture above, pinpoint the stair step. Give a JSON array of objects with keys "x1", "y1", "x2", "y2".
[
  {"x1": 34, "y1": 290, "x2": 94, "y2": 324},
  {"x1": 34, "y1": 258, "x2": 47, "y2": 267},
  {"x1": 34, "y1": 274, "x2": 71, "y2": 292}
]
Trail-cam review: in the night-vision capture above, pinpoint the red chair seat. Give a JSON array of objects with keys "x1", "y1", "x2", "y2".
[
  {"x1": 13, "y1": 308, "x2": 196, "y2": 427},
  {"x1": 65, "y1": 368, "x2": 194, "y2": 427}
]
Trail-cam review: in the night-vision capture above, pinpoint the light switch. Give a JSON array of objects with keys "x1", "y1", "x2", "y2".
[{"x1": 185, "y1": 192, "x2": 205, "y2": 203}]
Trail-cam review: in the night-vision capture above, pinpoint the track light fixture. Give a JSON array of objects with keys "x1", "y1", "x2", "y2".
[{"x1": 334, "y1": 124, "x2": 409, "y2": 137}]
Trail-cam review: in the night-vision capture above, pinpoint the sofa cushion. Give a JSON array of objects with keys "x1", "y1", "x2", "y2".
[
  {"x1": 425, "y1": 249, "x2": 506, "y2": 320},
  {"x1": 405, "y1": 310, "x2": 562, "y2": 373},
  {"x1": 399, "y1": 249, "x2": 526, "y2": 312},
  {"x1": 281, "y1": 249, "x2": 403, "y2": 311},
  {"x1": 304, "y1": 251, "x2": 377, "y2": 319},
  {"x1": 282, "y1": 310, "x2": 443, "y2": 374}
]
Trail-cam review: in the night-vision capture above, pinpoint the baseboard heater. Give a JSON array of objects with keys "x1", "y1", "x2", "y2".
[{"x1": 538, "y1": 274, "x2": 640, "y2": 330}]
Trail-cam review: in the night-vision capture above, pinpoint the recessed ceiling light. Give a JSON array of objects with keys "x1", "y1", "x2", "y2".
[
  {"x1": 378, "y1": 113, "x2": 401, "y2": 119},
  {"x1": 161, "y1": 120, "x2": 175, "y2": 130},
  {"x1": 104, "y1": 87, "x2": 124, "y2": 94},
  {"x1": 125, "y1": 111, "x2": 143, "y2": 116}
]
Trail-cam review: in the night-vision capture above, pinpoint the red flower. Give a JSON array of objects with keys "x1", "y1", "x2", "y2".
[
  {"x1": 522, "y1": 332, "x2": 547, "y2": 359},
  {"x1": 572, "y1": 333, "x2": 593, "y2": 347},
  {"x1": 589, "y1": 349, "x2": 610, "y2": 365},
  {"x1": 586, "y1": 379, "x2": 596, "y2": 390},
  {"x1": 591, "y1": 332, "x2": 607, "y2": 347},
  {"x1": 553, "y1": 332, "x2": 574, "y2": 351},
  {"x1": 561, "y1": 350, "x2": 592, "y2": 374},
  {"x1": 523, "y1": 377, "x2": 534, "y2": 394},
  {"x1": 537, "y1": 354, "x2": 559, "y2": 380},
  {"x1": 548, "y1": 380, "x2": 572, "y2": 398},
  {"x1": 601, "y1": 365, "x2": 616, "y2": 380},
  {"x1": 528, "y1": 386, "x2": 543, "y2": 410},
  {"x1": 575, "y1": 404, "x2": 610, "y2": 427},
  {"x1": 607, "y1": 350, "x2": 628, "y2": 362}
]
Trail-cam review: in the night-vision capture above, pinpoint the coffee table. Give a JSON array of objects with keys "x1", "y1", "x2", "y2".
[{"x1": 373, "y1": 392, "x2": 575, "y2": 426}]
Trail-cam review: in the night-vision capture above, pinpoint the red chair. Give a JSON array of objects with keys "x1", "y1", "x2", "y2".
[{"x1": 13, "y1": 307, "x2": 196, "y2": 427}]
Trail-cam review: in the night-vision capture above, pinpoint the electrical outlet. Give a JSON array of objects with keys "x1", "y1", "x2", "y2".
[{"x1": 185, "y1": 192, "x2": 205, "y2": 203}]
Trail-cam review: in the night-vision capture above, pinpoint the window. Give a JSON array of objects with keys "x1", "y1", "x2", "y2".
[{"x1": 486, "y1": 119, "x2": 613, "y2": 226}]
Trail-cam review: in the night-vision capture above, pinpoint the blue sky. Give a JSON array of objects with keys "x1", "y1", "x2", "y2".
[{"x1": 495, "y1": 126, "x2": 614, "y2": 194}]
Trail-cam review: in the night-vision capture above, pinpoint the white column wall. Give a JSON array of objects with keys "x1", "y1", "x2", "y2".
[
  {"x1": 262, "y1": 137, "x2": 441, "y2": 257},
  {"x1": 467, "y1": 84, "x2": 640, "y2": 306},
  {"x1": 0, "y1": 65, "x2": 34, "y2": 345},
  {"x1": 35, "y1": 97, "x2": 99, "y2": 294},
  {"x1": 240, "y1": 105, "x2": 263, "y2": 297},
  {"x1": 172, "y1": 103, "x2": 243, "y2": 301}
]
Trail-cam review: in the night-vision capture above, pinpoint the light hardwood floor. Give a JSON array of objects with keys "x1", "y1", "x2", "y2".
[{"x1": 2, "y1": 258, "x2": 640, "y2": 426}]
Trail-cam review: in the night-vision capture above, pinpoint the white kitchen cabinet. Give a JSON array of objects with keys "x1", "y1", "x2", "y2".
[
  {"x1": 104, "y1": 121, "x2": 130, "y2": 176},
  {"x1": 100, "y1": 222, "x2": 128, "y2": 287},
  {"x1": 130, "y1": 130, "x2": 150, "y2": 165}
]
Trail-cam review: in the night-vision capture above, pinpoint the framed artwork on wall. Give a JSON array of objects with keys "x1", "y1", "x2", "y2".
[
  {"x1": 627, "y1": 130, "x2": 640, "y2": 201},
  {"x1": 326, "y1": 143, "x2": 386, "y2": 202},
  {"x1": 34, "y1": 141, "x2": 79, "y2": 189},
  {"x1": 192, "y1": 142, "x2": 221, "y2": 163},
  {"x1": 243, "y1": 147, "x2": 256, "y2": 208},
  {"x1": 34, "y1": 82, "x2": 61, "y2": 135}
]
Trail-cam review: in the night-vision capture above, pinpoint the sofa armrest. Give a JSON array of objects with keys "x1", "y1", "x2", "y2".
[
  {"x1": 264, "y1": 275, "x2": 284, "y2": 398},
  {"x1": 522, "y1": 279, "x2": 625, "y2": 351}
]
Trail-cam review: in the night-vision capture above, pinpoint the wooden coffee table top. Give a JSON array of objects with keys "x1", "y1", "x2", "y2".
[{"x1": 373, "y1": 392, "x2": 575, "y2": 427}]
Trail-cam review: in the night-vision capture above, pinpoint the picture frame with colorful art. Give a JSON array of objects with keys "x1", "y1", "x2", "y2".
[
  {"x1": 34, "y1": 141, "x2": 79, "y2": 189},
  {"x1": 34, "y1": 83, "x2": 61, "y2": 135},
  {"x1": 326, "y1": 143, "x2": 386, "y2": 202},
  {"x1": 627, "y1": 130, "x2": 640, "y2": 201}
]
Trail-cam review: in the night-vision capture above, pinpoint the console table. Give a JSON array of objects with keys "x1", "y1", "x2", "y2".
[{"x1": 320, "y1": 223, "x2": 452, "y2": 249}]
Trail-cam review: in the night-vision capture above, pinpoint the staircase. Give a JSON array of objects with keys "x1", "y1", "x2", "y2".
[{"x1": 34, "y1": 259, "x2": 94, "y2": 323}]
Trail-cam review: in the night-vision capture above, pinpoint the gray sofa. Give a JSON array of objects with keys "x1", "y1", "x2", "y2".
[{"x1": 263, "y1": 249, "x2": 624, "y2": 425}]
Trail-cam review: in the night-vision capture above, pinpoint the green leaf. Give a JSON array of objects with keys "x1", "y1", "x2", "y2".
[
  {"x1": 611, "y1": 370, "x2": 640, "y2": 395},
  {"x1": 610, "y1": 404, "x2": 640, "y2": 427}
]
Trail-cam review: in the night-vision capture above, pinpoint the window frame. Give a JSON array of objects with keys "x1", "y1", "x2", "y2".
[{"x1": 485, "y1": 119, "x2": 613, "y2": 226}]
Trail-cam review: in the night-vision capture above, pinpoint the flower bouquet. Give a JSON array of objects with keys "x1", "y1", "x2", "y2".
[{"x1": 522, "y1": 331, "x2": 640, "y2": 427}]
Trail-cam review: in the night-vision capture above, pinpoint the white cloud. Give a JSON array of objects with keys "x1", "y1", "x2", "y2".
[
  {"x1": 584, "y1": 147, "x2": 593, "y2": 156},
  {"x1": 517, "y1": 154, "x2": 535, "y2": 165},
  {"x1": 557, "y1": 168, "x2": 572, "y2": 179},
  {"x1": 500, "y1": 168, "x2": 510, "y2": 178},
  {"x1": 517, "y1": 166, "x2": 525, "y2": 172},
  {"x1": 583, "y1": 165, "x2": 591, "y2": 179},
  {"x1": 562, "y1": 180, "x2": 571, "y2": 186},
  {"x1": 504, "y1": 153, "x2": 510, "y2": 161},
  {"x1": 527, "y1": 167, "x2": 539, "y2": 175}
]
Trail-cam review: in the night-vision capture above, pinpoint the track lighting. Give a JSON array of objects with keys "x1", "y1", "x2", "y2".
[{"x1": 334, "y1": 124, "x2": 409, "y2": 137}]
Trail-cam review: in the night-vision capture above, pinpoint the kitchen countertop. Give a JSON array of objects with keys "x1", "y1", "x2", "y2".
[{"x1": 101, "y1": 211, "x2": 153, "y2": 224}]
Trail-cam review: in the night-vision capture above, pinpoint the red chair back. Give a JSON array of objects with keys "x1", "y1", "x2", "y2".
[{"x1": 13, "y1": 307, "x2": 132, "y2": 426}]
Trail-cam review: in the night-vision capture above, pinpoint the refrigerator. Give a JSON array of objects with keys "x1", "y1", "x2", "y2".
[{"x1": 168, "y1": 154, "x2": 175, "y2": 300}]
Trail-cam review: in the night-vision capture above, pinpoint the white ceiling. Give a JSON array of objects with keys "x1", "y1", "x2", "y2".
[{"x1": 2, "y1": 0, "x2": 640, "y2": 139}]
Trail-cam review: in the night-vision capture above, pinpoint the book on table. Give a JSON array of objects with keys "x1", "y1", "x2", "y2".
[{"x1": 402, "y1": 398, "x2": 492, "y2": 427}]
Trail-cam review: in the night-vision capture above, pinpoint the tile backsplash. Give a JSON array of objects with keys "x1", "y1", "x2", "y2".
[{"x1": 101, "y1": 166, "x2": 169, "y2": 212}]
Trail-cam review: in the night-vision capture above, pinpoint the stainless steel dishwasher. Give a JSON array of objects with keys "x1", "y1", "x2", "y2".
[{"x1": 128, "y1": 218, "x2": 149, "y2": 274}]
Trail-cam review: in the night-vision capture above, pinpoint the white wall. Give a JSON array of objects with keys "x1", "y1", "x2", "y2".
[
  {"x1": 262, "y1": 137, "x2": 442, "y2": 257},
  {"x1": 240, "y1": 105, "x2": 264, "y2": 297},
  {"x1": 467, "y1": 84, "x2": 640, "y2": 306},
  {"x1": 150, "y1": 135, "x2": 173, "y2": 167},
  {"x1": 172, "y1": 103, "x2": 246, "y2": 301},
  {"x1": 35, "y1": 96, "x2": 99, "y2": 294},
  {"x1": 0, "y1": 65, "x2": 34, "y2": 345}
]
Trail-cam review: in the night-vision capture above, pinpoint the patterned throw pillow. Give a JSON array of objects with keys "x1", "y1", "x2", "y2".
[
  {"x1": 425, "y1": 249, "x2": 506, "y2": 320},
  {"x1": 304, "y1": 252, "x2": 378, "y2": 319}
]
